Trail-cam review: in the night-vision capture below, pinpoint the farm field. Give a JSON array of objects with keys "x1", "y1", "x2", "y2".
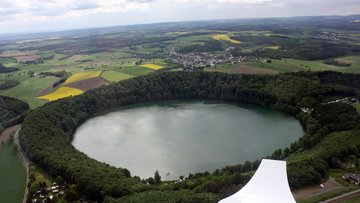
[
  {"x1": 67, "y1": 77, "x2": 109, "y2": 92},
  {"x1": 0, "y1": 75, "x2": 58, "y2": 108},
  {"x1": 205, "y1": 63, "x2": 278, "y2": 74},
  {"x1": 101, "y1": 70, "x2": 134, "y2": 82},
  {"x1": 37, "y1": 86, "x2": 84, "y2": 101},
  {"x1": 245, "y1": 58, "x2": 358, "y2": 73},
  {"x1": 63, "y1": 70, "x2": 102, "y2": 85},
  {"x1": 116, "y1": 66, "x2": 154, "y2": 76},
  {"x1": 139, "y1": 63, "x2": 163, "y2": 70},
  {"x1": 212, "y1": 34, "x2": 241, "y2": 44},
  {"x1": 0, "y1": 140, "x2": 26, "y2": 203},
  {"x1": 265, "y1": 46, "x2": 280, "y2": 49}
]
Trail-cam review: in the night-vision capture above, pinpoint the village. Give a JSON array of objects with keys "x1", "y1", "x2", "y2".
[
  {"x1": 167, "y1": 46, "x2": 247, "y2": 70},
  {"x1": 314, "y1": 32, "x2": 346, "y2": 41}
]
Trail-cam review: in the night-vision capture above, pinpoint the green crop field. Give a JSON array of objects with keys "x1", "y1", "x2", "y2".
[
  {"x1": 116, "y1": 66, "x2": 154, "y2": 76},
  {"x1": 101, "y1": 70, "x2": 134, "y2": 82},
  {"x1": 0, "y1": 75, "x2": 58, "y2": 109},
  {"x1": 0, "y1": 141, "x2": 26, "y2": 203},
  {"x1": 245, "y1": 56, "x2": 360, "y2": 73}
]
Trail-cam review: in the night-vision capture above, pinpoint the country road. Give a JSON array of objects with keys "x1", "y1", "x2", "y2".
[{"x1": 14, "y1": 127, "x2": 30, "y2": 203}]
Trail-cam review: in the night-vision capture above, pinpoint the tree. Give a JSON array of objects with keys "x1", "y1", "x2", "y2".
[
  {"x1": 154, "y1": 170, "x2": 161, "y2": 184},
  {"x1": 64, "y1": 188, "x2": 78, "y2": 202},
  {"x1": 147, "y1": 177, "x2": 155, "y2": 185},
  {"x1": 56, "y1": 176, "x2": 63, "y2": 184}
]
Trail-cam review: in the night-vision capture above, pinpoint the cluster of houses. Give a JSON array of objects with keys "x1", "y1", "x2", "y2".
[
  {"x1": 314, "y1": 32, "x2": 345, "y2": 40},
  {"x1": 322, "y1": 96, "x2": 359, "y2": 105},
  {"x1": 33, "y1": 73, "x2": 47, "y2": 78},
  {"x1": 342, "y1": 173, "x2": 360, "y2": 185},
  {"x1": 32, "y1": 182, "x2": 65, "y2": 203},
  {"x1": 301, "y1": 97, "x2": 358, "y2": 114}
]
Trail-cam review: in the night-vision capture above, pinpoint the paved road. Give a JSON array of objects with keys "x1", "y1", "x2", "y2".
[{"x1": 14, "y1": 127, "x2": 29, "y2": 203}]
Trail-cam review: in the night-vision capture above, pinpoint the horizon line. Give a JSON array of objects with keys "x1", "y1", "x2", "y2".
[{"x1": 0, "y1": 13, "x2": 359, "y2": 37}]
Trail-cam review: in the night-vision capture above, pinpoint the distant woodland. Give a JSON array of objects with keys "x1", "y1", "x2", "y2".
[
  {"x1": 0, "y1": 63, "x2": 19, "y2": 73},
  {"x1": 0, "y1": 96, "x2": 29, "y2": 133}
]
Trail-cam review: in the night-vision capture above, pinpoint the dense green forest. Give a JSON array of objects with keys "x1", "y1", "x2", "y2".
[
  {"x1": 0, "y1": 79, "x2": 20, "y2": 90},
  {"x1": 0, "y1": 95, "x2": 29, "y2": 133},
  {"x1": 19, "y1": 71, "x2": 360, "y2": 202},
  {"x1": 0, "y1": 63, "x2": 19, "y2": 73}
]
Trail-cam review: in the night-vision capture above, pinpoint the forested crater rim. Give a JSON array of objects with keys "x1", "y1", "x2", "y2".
[{"x1": 19, "y1": 71, "x2": 360, "y2": 201}]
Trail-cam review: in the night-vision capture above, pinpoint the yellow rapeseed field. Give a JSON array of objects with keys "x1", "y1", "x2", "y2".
[
  {"x1": 212, "y1": 34, "x2": 241, "y2": 44},
  {"x1": 37, "y1": 87, "x2": 84, "y2": 101},
  {"x1": 166, "y1": 32, "x2": 189, "y2": 35},
  {"x1": 139, "y1": 64, "x2": 163, "y2": 70},
  {"x1": 63, "y1": 71, "x2": 102, "y2": 85},
  {"x1": 265, "y1": 46, "x2": 280, "y2": 50}
]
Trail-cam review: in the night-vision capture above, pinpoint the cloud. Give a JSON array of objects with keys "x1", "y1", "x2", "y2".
[
  {"x1": 69, "y1": 1, "x2": 101, "y2": 11},
  {"x1": 0, "y1": 0, "x2": 152, "y2": 20}
]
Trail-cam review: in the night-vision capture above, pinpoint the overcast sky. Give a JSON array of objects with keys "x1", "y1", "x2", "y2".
[{"x1": 0, "y1": 0, "x2": 359, "y2": 34}]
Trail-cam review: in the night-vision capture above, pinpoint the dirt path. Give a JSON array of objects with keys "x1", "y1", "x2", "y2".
[
  {"x1": 0, "y1": 124, "x2": 21, "y2": 144},
  {"x1": 293, "y1": 178, "x2": 343, "y2": 200},
  {"x1": 14, "y1": 127, "x2": 29, "y2": 203}
]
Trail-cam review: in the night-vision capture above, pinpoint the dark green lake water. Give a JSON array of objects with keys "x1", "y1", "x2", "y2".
[{"x1": 72, "y1": 101, "x2": 303, "y2": 180}]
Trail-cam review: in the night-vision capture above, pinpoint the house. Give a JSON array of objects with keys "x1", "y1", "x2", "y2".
[{"x1": 342, "y1": 173, "x2": 360, "y2": 185}]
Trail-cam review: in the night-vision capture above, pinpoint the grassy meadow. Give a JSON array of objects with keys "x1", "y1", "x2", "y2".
[
  {"x1": 0, "y1": 74, "x2": 58, "y2": 108},
  {"x1": 101, "y1": 70, "x2": 134, "y2": 82}
]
